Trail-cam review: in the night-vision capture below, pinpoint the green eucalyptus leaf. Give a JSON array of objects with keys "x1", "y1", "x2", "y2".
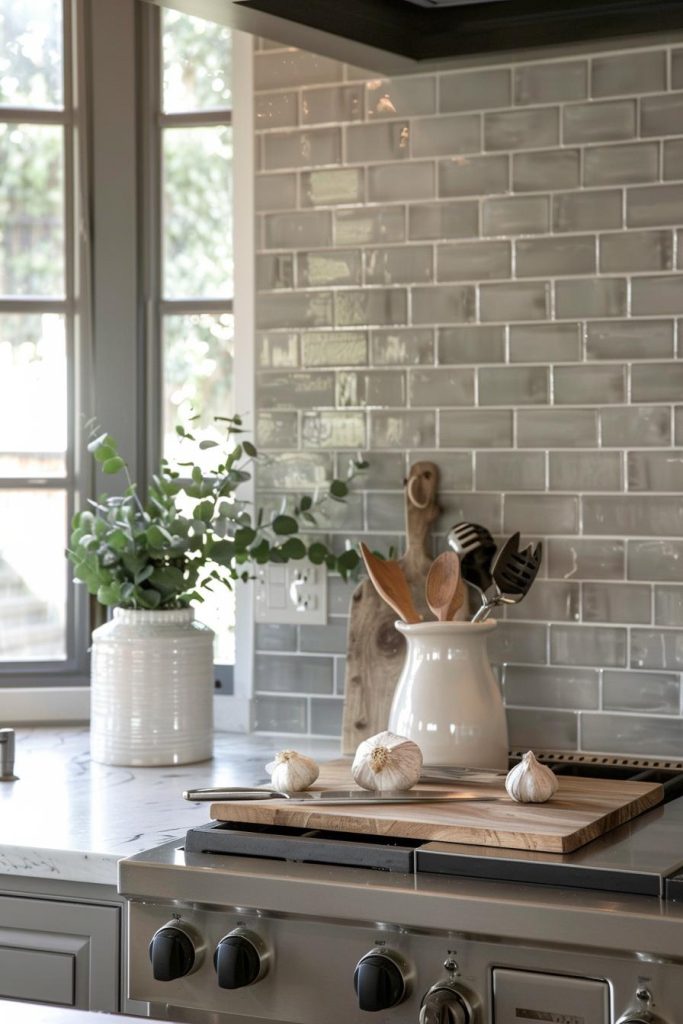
[
  {"x1": 102, "y1": 456, "x2": 126, "y2": 474},
  {"x1": 272, "y1": 514, "x2": 298, "y2": 536},
  {"x1": 242, "y1": 440, "x2": 257, "y2": 457},
  {"x1": 330, "y1": 479, "x2": 348, "y2": 499},
  {"x1": 199, "y1": 439, "x2": 218, "y2": 449},
  {"x1": 234, "y1": 526, "x2": 256, "y2": 549},
  {"x1": 280, "y1": 537, "x2": 306, "y2": 560},
  {"x1": 307, "y1": 542, "x2": 328, "y2": 565},
  {"x1": 300, "y1": 495, "x2": 313, "y2": 512}
]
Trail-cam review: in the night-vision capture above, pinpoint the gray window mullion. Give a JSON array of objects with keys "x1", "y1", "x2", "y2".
[{"x1": 160, "y1": 109, "x2": 232, "y2": 127}]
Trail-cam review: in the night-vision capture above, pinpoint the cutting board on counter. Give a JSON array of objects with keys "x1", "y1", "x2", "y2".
[
  {"x1": 209, "y1": 760, "x2": 664, "y2": 854},
  {"x1": 341, "y1": 461, "x2": 444, "y2": 755}
]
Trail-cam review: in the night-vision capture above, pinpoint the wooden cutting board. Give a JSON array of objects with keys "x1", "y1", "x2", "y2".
[{"x1": 209, "y1": 760, "x2": 664, "y2": 854}]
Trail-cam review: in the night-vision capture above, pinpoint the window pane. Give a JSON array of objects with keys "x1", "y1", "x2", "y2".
[
  {"x1": 0, "y1": 123, "x2": 64, "y2": 296},
  {"x1": 162, "y1": 9, "x2": 231, "y2": 113},
  {"x1": 0, "y1": 0, "x2": 63, "y2": 108},
  {"x1": 0, "y1": 489, "x2": 66, "y2": 660},
  {"x1": 163, "y1": 125, "x2": 233, "y2": 299},
  {"x1": 0, "y1": 313, "x2": 66, "y2": 475},
  {"x1": 197, "y1": 587, "x2": 235, "y2": 666}
]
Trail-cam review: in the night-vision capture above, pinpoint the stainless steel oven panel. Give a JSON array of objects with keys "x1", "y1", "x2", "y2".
[{"x1": 493, "y1": 968, "x2": 610, "y2": 1023}]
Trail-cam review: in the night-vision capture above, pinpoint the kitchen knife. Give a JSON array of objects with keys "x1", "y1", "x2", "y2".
[{"x1": 183, "y1": 787, "x2": 505, "y2": 803}]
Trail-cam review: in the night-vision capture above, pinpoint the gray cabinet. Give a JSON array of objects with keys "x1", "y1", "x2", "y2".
[{"x1": 0, "y1": 894, "x2": 120, "y2": 1011}]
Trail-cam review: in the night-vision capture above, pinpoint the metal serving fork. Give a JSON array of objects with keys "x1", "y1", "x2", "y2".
[
  {"x1": 447, "y1": 521, "x2": 498, "y2": 610},
  {"x1": 472, "y1": 533, "x2": 542, "y2": 623}
]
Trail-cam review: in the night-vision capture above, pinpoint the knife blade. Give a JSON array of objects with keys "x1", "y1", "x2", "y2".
[{"x1": 183, "y1": 787, "x2": 505, "y2": 804}]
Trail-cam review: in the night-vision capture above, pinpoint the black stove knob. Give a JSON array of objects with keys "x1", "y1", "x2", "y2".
[
  {"x1": 214, "y1": 929, "x2": 267, "y2": 989},
  {"x1": 148, "y1": 924, "x2": 196, "y2": 982},
  {"x1": 420, "y1": 985, "x2": 471, "y2": 1024},
  {"x1": 354, "y1": 950, "x2": 408, "y2": 1012}
]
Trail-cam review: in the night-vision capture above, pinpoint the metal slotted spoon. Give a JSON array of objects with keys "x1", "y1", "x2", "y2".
[{"x1": 447, "y1": 521, "x2": 498, "y2": 611}]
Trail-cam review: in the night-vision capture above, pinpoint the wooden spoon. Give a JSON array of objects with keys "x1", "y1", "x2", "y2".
[
  {"x1": 359, "y1": 543, "x2": 422, "y2": 624},
  {"x1": 425, "y1": 551, "x2": 463, "y2": 622}
]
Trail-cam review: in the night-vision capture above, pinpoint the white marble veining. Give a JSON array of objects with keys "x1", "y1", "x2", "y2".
[
  {"x1": 0, "y1": 727, "x2": 338, "y2": 886},
  {"x1": 0, "y1": 1000, "x2": 167, "y2": 1023}
]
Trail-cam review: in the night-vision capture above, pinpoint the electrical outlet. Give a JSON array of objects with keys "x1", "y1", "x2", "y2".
[{"x1": 254, "y1": 559, "x2": 327, "y2": 625}]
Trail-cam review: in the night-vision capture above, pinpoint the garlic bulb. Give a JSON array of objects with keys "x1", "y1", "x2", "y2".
[
  {"x1": 505, "y1": 751, "x2": 558, "y2": 803},
  {"x1": 266, "y1": 750, "x2": 319, "y2": 792},
  {"x1": 352, "y1": 731, "x2": 423, "y2": 793}
]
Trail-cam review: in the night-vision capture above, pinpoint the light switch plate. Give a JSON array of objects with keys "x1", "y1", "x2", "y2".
[{"x1": 254, "y1": 560, "x2": 328, "y2": 625}]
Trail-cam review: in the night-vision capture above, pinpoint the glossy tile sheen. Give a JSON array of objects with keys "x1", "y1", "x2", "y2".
[
  {"x1": 509, "y1": 323, "x2": 581, "y2": 363},
  {"x1": 551, "y1": 624, "x2": 627, "y2": 668},
  {"x1": 478, "y1": 365, "x2": 549, "y2": 406},
  {"x1": 603, "y1": 670, "x2": 680, "y2": 715},
  {"x1": 439, "y1": 325, "x2": 505, "y2": 364},
  {"x1": 507, "y1": 708, "x2": 578, "y2": 751},
  {"x1": 440, "y1": 67, "x2": 511, "y2": 112},
  {"x1": 582, "y1": 582, "x2": 651, "y2": 625},
  {"x1": 437, "y1": 240, "x2": 511, "y2": 282},
  {"x1": 548, "y1": 451, "x2": 622, "y2": 492},
  {"x1": 505, "y1": 664, "x2": 598, "y2": 710},
  {"x1": 586, "y1": 320, "x2": 674, "y2": 360},
  {"x1": 512, "y1": 149, "x2": 580, "y2": 192},
  {"x1": 547, "y1": 538, "x2": 625, "y2": 581},
  {"x1": 476, "y1": 450, "x2": 546, "y2": 491},
  {"x1": 514, "y1": 60, "x2": 587, "y2": 105},
  {"x1": 408, "y1": 200, "x2": 479, "y2": 241}
]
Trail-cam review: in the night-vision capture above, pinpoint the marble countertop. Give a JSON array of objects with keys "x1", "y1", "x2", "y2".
[
  {"x1": 0, "y1": 727, "x2": 338, "y2": 887},
  {"x1": 0, "y1": 1001, "x2": 169, "y2": 1023}
]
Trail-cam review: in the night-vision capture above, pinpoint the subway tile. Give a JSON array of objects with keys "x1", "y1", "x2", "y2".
[
  {"x1": 583, "y1": 582, "x2": 651, "y2": 624},
  {"x1": 505, "y1": 665, "x2": 597, "y2": 709},
  {"x1": 256, "y1": 291, "x2": 333, "y2": 330},
  {"x1": 301, "y1": 85, "x2": 363, "y2": 124},
  {"x1": 554, "y1": 364, "x2": 626, "y2": 405},
  {"x1": 440, "y1": 67, "x2": 511, "y2": 112},
  {"x1": 439, "y1": 325, "x2": 506, "y2": 364},
  {"x1": 335, "y1": 206, "x2": 405, "y2": 245},
  {"x1": 507, "y1": 708, "x2": 578, "y2": 751},
  {"x1": 301, "y1": 330, "x2": 368, "y2": 366},
  {"x1": 548, "y1": 451, "x2": 622, "y2": 492},
  {"x1": 663, "y1": 139, "x2": 683, "y2": 181},
  {"x1": 555, "y1": 278, "x2": 627, "y2": 319},
  {"x1": 255, "y1": 91, "x2": 298, "y2": 130},
  {"x1": 512, "y1": 149, "x2": 580, "y2": 193},
  {"x1": 416, "y1": 450, "x2": 473, "y2": 491},
  {"x1": 631, "y1": 629, "x2": 683, "y2": 671},
  {"x1": 341, "y1": 452, "x2": 405, "y2": 491},
  {"x1": 601, "y1": 406, "x2": 671, "y2": 448},
  {"x1": 655, "y1": 585, "x2": 683, "y2": 628},
  {"x1": 440, "y1": 409, "x2": 513, "y2": 448},
  {"x1": 367, "y1": 162, "x2": 435, "y2": 202},
  {"x1": 676, "y1": 405, "x2": 683, "y2": 444},
  {"x1": 482, "y1": 195, "x2": 549, "y2": 237},
  {"x1": 509, "y1": 323, "x2": 582, "y2": 363},
  {"x1": 517, "y1": 409, "x2": 598, "y2": 448},
  {"x1": 628, "y1": 450, "x2": 683, "y2": 492},
  {"x1": 479, "y1": 281, "x2": 550, "y2": 322},
  {"x1": 628, "y1": 540, "x2": 683, "y2": 582},
  {"x1": 551, "y1": 624, "x2": 627, "y2": 667},
  {"x1": 631, "y1": 362, "x2": 683, "y2": 402},
  {"x1": 409, "y1": 368, "x2": 474, "y2": 407},
  {"x1": 255, "y1": 173, "x2": 298, "y2": 212},
  {"x1": 411, "y1": 114, "x2": 481, "y2": 157},
  {"x1": 311, "y1": 492, "x2": 364, "y2": 532},
  {"x1": 366, "y1": 76, "x2": 436, "y2": 119},
  {"x1": 301, "y1": 168, "x2": 364, "y2": 207},
  {"x1": 256, "y1": 370, "x2": 334, "y2": 409},
  {"x1": 264, "y1": 211, "x2": 332, "y2": 249},
  {"x1": 301, "y1": 411, "x2": 366, "y2": 449},
  {"x1": 563, "y1": 99, "x2": 636, "y2": 143},
  {"x1": 514, "y1": 60, "x2": 587, "y2": 105},
  {"x1": 641, "y1": 93, "x2": 683, "y2": 137},
  {"x1": 264, "y1": 128, "x2": 342, "y2": 171},
  {"x1": 548, "y1": 538, "x2": 625, "y2": 580},
  {"x1": 297, "y1": 250, "x2": 362, "y2": 288},
  {"x1": 256, "y1": 332, "x2": 298, "y2": 369},
  {"x1": 592, "y1": 50, "x2": 666, "y2": 97},
  {"x1": 553, "y1": 190, "x2": 623, "y2": 232},
  {"x1": 479, "y1": 365, "x2": 549, "y2": 406},
  {"x1": 371, "y1": 410, "x2": 436, "y2": 448},
  {"x1": 437, "y1": 493, "x2": 503, "y2": 534},
  {"x1": 412, "y1": 284, "x2": 476, "y2": 324},
  {"x1": 256, "y1": 411, "x2": 298, "y2": 449},
  {"x1": 300, "y1": 623, "x2": 348, "y2": 655},
  {"x1": 485, "y1": 107, "x2": 559, "y2": 151},
  {"x1": 586, "y1": 320, "x2": 674, "y2": 360},
  {"x1": 337, "y1": 369, "x2": 406, "y2": 408},
  {"x1": 257, "y1": 253, "x2": 294, "y2": 291},
  {"x1": 254, "y1": 50, "x2": 343, "y2": 90},
  {"x1": 603, "y1": 669, "x2": 679, "y2": 715},
  {"x1": 255, "y1": 451, "x2": 333, "y2": 490},
  {"x1": 371, "y1": 328, "x2": 434, "y2": 366},
  {"x1": 631, "y1": 276, "x2": 683, "y2": 316},
  {"x1": 516, "y1": 236, "x2": 595, "y2": 278},
  {"x1": 254, "y1": 653, "x2": 334, "y2": 694},
  {"x1": 584, "y1": 142, "x2": 659, "y2": 186},
  {"x1": 254, "y1": 623, "x2": 297, "y2": 652},
  {"x1": 487, "y1": 622, "x2": 548, "y2": 665},
  {"x1": 310, "y1": 698, "x2": 344, "y2": 736},
  {"x1": 674, "y1": 49, "x2": 683, "y2": 88},
  {"x1": 439, "y1": 155, "x2": 509, "y2": 197},
  {"x1": 437, "y1": 240, "x2": 511, "y2": 282},
  {"x1": 627, "y1": 185, "x2": 683, "y2": 228},
  {"x1": 476, "y1": 451, "x2": 545, "y2": 491},
  {"x1": 408, "y1": 200, "x2": 479, "y2": 241},
  {"x1": 600, "y1": 230, "x2": 673, "y2": 273},
  {"x1": 366, "y1": 491, "x2": 413, "y2": 532},
  {"x1": 346, "y1": 121, "x2": 410, "y2": 163},
  {"x1": 505, "y1": 494, "x2": 578, "y2": 535},
  {"x1": 365, "y1": 245, "x2": 432, "y2": 285},
  {"x1": 581, "y1": 712, "x2": 683, "y2": 757},
  {"x1": 505, "y1": 580, "x2": 580, "y2": 623},
  {"x1": 584, "y1": 495, "x2": 683, "y2": 537},
  {"x1": 335, "y1": 288, "x2": 408, "y2": 327},
  {"x1": 252, "y1": 696, "x2": 308, "y2": 734}
]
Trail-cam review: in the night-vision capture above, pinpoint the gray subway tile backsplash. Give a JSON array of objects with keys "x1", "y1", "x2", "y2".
[{"x1": 254, "y1": 36, "x2": 683, "y2": 750}]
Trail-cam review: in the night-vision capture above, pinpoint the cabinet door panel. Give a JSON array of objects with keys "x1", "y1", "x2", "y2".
[{"x1": 0, "y1": 945, "x2": 74, "y2": 1005}]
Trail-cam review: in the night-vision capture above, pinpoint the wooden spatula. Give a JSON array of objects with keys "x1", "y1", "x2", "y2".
[
  {"x1": 425, "y1": 550, "x2": 463, "y2": 621},
  {"x1": 359, "y1": 543, "x2": 422, "y2": 624}
]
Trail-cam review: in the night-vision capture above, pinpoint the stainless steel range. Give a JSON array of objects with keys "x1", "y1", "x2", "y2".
[{"x1": 119, "y1": 753, "x2": 683, "y2": 1024}]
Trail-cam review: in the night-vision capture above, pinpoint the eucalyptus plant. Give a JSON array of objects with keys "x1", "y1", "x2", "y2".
[{"x1": 67, "y1": 416, "x2": 365, "y2": 610}]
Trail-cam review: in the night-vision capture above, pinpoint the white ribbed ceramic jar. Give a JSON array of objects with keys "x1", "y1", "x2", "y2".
[
  {"x1": 90, "y1": 608, "x2": 214, "y2": 767},
  {"x1": 388, "y1": 620, "x2": 508, "y2": 769}
]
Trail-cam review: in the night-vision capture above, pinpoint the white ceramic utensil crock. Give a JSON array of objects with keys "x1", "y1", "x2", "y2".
[{"x1": 388, "y1": 619, "x2": 508, "y2": 769}]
